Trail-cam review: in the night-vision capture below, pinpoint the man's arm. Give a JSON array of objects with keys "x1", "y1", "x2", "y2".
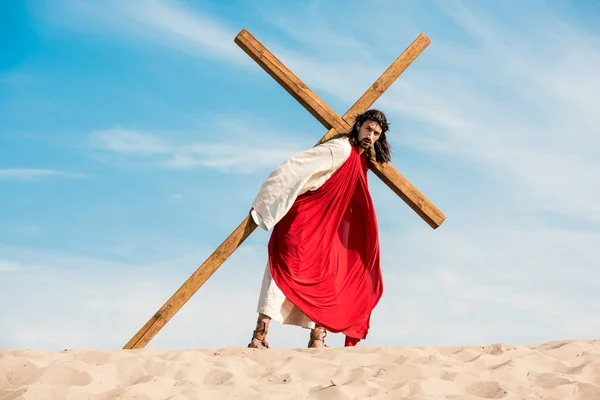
[{"x1": 250, "y1": 137, "x2": 350, "y2": 231}]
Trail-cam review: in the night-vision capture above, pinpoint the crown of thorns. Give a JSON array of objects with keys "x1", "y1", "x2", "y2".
[{"x1": 354, "y1": 111, "x2": 390, "y2": 133}]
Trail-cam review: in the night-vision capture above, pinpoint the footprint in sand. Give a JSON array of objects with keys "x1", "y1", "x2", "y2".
[
  {"x1": 439, "y1": 370, "x2": 458, "y2": 382},
  {"x1": 467, "y1": 381, "x2": 508, "y2": 399},
  {"x1": 203, "y1": 369, "x2": 234, "y2": 386},
  {"x1": 0, "y1": 388, "x2": 28, "y2": 400},
  {"x1": 265, "y1": 372, "x2": 292, "y2": 384},
  {"x1": 36, "y1": 365, "x2": 93, "y2": 387},
  {"x1": 577, "y1": 383, "x2": 600, "y2": 400},
  {"x1": 73, "y1": 350, "x2": 114, "y2": 365},
  {"x1": 1, "y1": 360, "x2": 43, "y2": 388},
  {"x1": 330, "y1": 366, "x2": 366, "y2": 385},
  {"x1": 535, "y1": 373, "x2": 572, "y2": 389},
  {"x1": 306, "y1": 384, "x2": 356, "y2": 400},
  {"x1": 132, "y1": 374, "x2": 156, "y2": 385}
]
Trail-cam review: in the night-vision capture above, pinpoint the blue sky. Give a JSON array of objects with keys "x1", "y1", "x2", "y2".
[{"x1": 1, "y1": 0, "x2": 599, "y2": 351}]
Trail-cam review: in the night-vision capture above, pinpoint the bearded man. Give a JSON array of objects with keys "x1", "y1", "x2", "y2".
[{"x1": 247, "y1": 109, "x2": 392, "y2": 349}]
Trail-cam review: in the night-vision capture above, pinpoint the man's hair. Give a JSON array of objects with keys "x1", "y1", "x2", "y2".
[{"x1": 349, "y1": 109, "x2": 392, "y2": 164}]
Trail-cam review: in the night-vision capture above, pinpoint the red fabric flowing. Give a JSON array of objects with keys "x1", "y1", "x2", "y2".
[{"x1": 268, "y1": 145, "x2": 383, "y2": 346}]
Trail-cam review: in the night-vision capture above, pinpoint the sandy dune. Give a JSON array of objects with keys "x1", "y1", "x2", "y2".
[{"x1": 1, "y1": 340, "x2": 599, "y2": 399}]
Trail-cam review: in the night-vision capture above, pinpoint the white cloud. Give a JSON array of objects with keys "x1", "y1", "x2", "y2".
[
  {"x1": 118, "y1": 0, "x2": 246, "y2": 63},
  {"x1": 0, "y1": 169, "x2": 90, "y2": 180},
  {"x1": 0, "y1": 261, "x2": 22, "y2": 272},
  {"x1": 88, "y1": 121, "x2": 308, "y2": 173},
  {"x1": 91, "y1": 129, "x2": 167, "y2": 155},
  {"x1": 33, "y1": 0, "x2": 249, "y2": 66}
]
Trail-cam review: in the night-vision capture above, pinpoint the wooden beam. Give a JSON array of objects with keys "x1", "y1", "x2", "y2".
[
  {"x1": 236, "y1": 29, "x2": 445, "y2": 229},
  {"x1": 235, "y1": 30, "x2": 347, "y2": 135},
  {"x1": 369, "y1": 162, "x2": 445, "y2": 229}
]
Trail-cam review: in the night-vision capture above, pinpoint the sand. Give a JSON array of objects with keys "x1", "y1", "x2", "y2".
[{"x1": 1, "y1": 340, "x2": 599, "y2": 399}]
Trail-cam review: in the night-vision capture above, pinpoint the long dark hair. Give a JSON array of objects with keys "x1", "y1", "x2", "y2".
[{"x1": 349, "y1": 109, "x2": 392, "y2": 164}]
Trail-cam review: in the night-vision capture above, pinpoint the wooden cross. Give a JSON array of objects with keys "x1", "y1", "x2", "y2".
[{"x1": 123, "y1": 29, "x2": 446, "y2": 349}]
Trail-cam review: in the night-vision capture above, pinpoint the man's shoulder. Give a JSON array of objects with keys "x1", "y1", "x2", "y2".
[
  {"x1": 319, "y1": 136, "x2": 352, "y2": 166},
  {"x1": 290, "y1": 136, "x2": 352, "y2": 163},
  {"x1": 319, "y1": 136, "x2": 352, "y2": 153}
]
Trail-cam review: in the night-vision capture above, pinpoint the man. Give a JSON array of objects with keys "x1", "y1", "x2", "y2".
[{"x1": 247, "y1": 109, "x2": 392, "y2": 349}]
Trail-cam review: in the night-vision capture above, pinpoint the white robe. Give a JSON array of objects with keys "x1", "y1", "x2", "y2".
[{"x1": 250, "y1": 136, "x2": 353, "y2": 329}]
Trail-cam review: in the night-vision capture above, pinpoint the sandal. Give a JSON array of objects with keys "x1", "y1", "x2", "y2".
[
  {"x1": 248, "y1": 320, "x2": 270, "y2": 349},
  {"x1": 308, "y1": 326, "x2": 329, "y2": 348}
]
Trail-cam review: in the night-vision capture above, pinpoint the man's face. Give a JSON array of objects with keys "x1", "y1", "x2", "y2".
[{"x1": 356, "y1": 119, "x2": 383, "y2": 150}]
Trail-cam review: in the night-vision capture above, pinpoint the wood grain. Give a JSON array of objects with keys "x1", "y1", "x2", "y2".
[{"x1": 369, "y1": 161, "x2": 445, "y2": 229}]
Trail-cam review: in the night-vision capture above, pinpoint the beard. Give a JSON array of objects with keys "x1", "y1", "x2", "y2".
[{"x1": 359, "y1": 139, "x2": 372, "y2": 149}]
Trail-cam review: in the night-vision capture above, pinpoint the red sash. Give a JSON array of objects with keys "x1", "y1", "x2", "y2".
[{"x1": 268, "y1": 145, "x2": 383, "y2": 346}]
